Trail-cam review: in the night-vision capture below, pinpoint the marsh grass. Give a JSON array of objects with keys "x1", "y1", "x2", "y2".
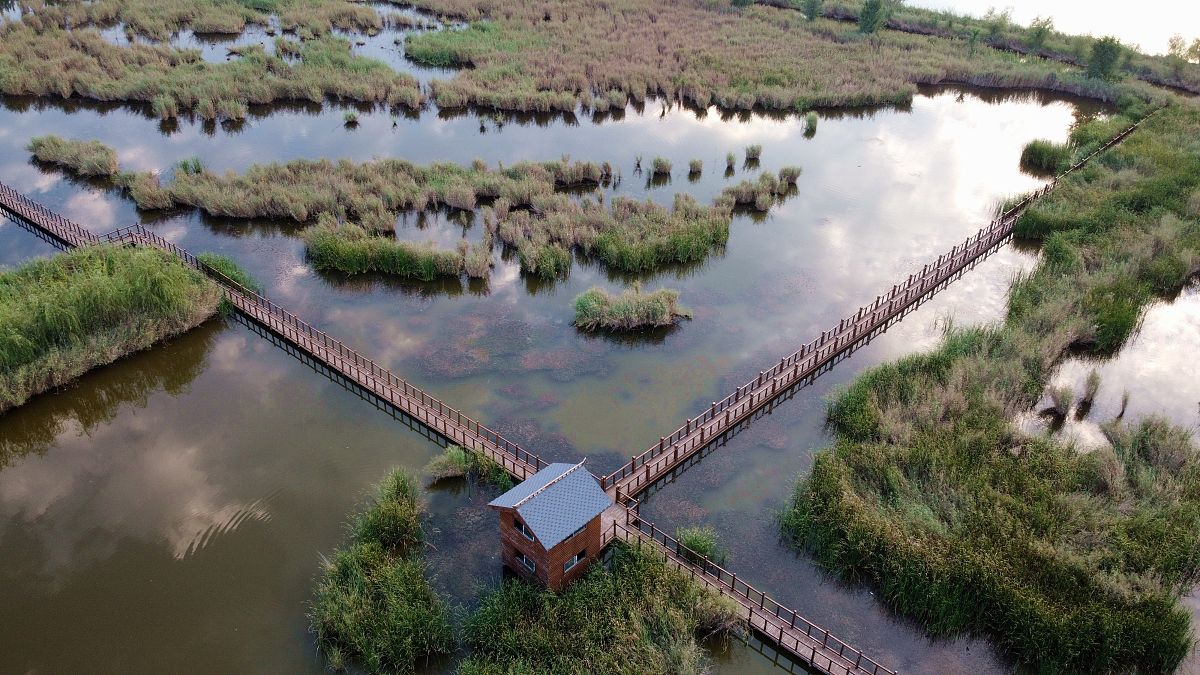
[
  {"x1": 195, "y1": 252, "x2": 261, "y2": 293},
  {"x1": 781, "y1": 104, "x2": 1200, "y2": 673},
  {"x1": 310, "y1": 468, "x2": 454, "y2": 674},
  {"x1": 804, "y1": 111, "x2": 818, "y2": 136},
  {"x1": 424, "y1": 445, "x2": 514, "y2": 490},
  {"x1": 674, "y1": 525, "x2": 727, "y2": 566},
  {"x1": 27, "y1": 135, "x2": 118, "y2": 177},
  {"x1": 303, "y1": 217, "x2": 467, "y2": 281},
  {"x1": 652, "y1": 157, "x2": 672, "y2": 176},
  {"x1": 688, "y1": 159, "x2": 703, "y2": 175},
  {"x1": 1019, "y1": 139, "x2": 1073, "y2": 175},
  {"x1": 573, "y1": 286, "x2": 689, "y2": 331},
  {"x1": 744, "y1": 144, "x2": 763, "y2": 161},
  {"x1": 0, "y1": 26, "x2": 422, "y2": 120},
  {"x1": 460, "y1": 541, "x2": 744, "y2": 674},
  {"x1": 0, "y1": 245, "x2": 220, "y2": 412}
]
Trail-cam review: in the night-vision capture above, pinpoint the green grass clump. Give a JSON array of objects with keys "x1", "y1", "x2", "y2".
[
  {"x1": 27, "y1": 135, "x2": 119, "y2": 177},
  {"x1": 744, "y1": 144, "x2": 762, "y2": 161},
  {"x1": 688, "y1": 159, "x2": 703, "y2": 175},
  {"x1": 651, "y1": 157, "x2": 672, "y2": 175},
  {"x1": 0, "y1": 245, "x2": 220, "y2": 412},
  {"x1": 460, "y1": 542, "x2": 743, "y2": 674},
  {"x1": 781, "y1": 104, "x2": 1200, "y2": 673},
  {"x1": 674, "y1": 525, "x2": 727, "y2": 565},
  {"x1": 196, "y1": 252, "x2": 262, "y2": 293},
  {"x1": 310, "y1": 468, "x2": 454, "y2": 674},
  {"x1": 1019, "y1": 139, "x2": 1073, "y2": 175},
  {"x1": 303, "y1": 218, "x2": 465, "y2": 281},
  {"x1": 424, "y1": 445, "x2": 514, "y2": 490},
  {"x1": 573, "y1": 286, "x2": 689, "y2": 331},
  {"x1": 804, "y1": 111, "x2": 818, "y2": 136}
]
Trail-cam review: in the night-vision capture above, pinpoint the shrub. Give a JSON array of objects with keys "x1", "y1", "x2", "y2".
[
  {"x1": 573, "y1": 286, "x2": 690, "y2": 331},
  {"x1": 1088, "y1": 36, "x2": 1123, "y2": 80},
  {"x1": 27, "y1": 135, "x2": 119, "y2": 177},
  {"x1": 310, "y1": 468, "x2": 453, "y2": 674},
  {"x1": 858, "y1": 0, "x2": 886, "y2": 34}
]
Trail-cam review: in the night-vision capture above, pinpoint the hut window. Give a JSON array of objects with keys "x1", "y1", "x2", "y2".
[
  {"x1": 563, "y1": 549, "x2": 587, "y2": 572},
  {"x1": 517, "y1": 550, "x2": 536, "y2": 573},
  {"x1": 516, "y1": 519, "x2": 535, "y2": 541}
]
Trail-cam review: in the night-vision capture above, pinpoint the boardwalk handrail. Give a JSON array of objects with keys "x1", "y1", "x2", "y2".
[
  {"x1": 600, "y1": 107, "x2": 1159, "y2": 492},
  {"x1": 609, "y1": 498, "x2": 895, "y2": 675}
]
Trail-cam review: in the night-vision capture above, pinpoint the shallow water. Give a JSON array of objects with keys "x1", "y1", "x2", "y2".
[{"x1": 0, "y1": 84, "x2": 1122, "y2": 673}]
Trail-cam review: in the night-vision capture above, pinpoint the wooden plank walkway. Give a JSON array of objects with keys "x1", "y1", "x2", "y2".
[
  {"x1": 600, "y1": 110, "x2": 1157, "y2": 498},
  {"x1": 601, "y1": 499, "x2": 894, "y2": 675},
  {"x1": 0, "y1": 190, "x2": 547, "y2": 482}
]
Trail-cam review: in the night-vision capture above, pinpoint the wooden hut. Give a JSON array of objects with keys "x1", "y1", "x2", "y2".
[{"x1": 487, "y1": 461, "x2": 613, "y2": 591}]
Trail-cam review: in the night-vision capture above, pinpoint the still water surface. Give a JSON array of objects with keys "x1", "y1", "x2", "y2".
[{"x1": 0, "y1": 79, "x2": 1163, "y2": 674}]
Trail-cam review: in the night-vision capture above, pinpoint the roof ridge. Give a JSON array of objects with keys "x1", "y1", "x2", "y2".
[{"x1": 512, "y1": 460, "x2": 586, "y2": 509}]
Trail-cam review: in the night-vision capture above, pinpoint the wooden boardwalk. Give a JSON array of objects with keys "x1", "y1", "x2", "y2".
[
  {"x1": 600, "y1": 110, "x2": 1156, "y2": 498},
  {"x1": 0, "y1": 190, "x2": 547, "y2": 482}
]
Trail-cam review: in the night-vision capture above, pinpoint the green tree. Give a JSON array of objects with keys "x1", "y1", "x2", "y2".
[
  {"x1": 1167, "y1": 34, "x2": 1187, "y2": 59},
  {"x1": 858, "y1": 0, "x2": 885, "y2": 34},
  {"x1": 1027, "y1": 16, "x2": 1054, "y2": 52},
  {"x1": 801, "y1": 0, "x2": 821, "y2": 22},
  {"x1": 1087, "y1": 36, "x2": 1122, "y2": 80},
  {"x1": 1189, "y1": 38, "x2": 1200, "y2": 64},
  {"x1": 982, "y1": 7, "x2": 1011, "y2": 41}
]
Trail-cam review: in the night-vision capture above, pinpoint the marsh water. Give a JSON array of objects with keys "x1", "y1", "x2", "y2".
[{"x1": 2, "y1": 41, "x2": 1192, "y2": 673}]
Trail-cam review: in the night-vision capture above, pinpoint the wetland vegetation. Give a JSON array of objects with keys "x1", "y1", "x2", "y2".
[
  {"x1": 0, "y1": 245, "x2": 220, "y2": 413},
  {"x1": 572, "y1": 286, "x2": 690, "y2": 331},
  {"x1": 782, "y1": 102, "x2": 1200, "y2": 673},
  {"x1": 310, "y1": 468, "x2": 454, "y2": 673}
]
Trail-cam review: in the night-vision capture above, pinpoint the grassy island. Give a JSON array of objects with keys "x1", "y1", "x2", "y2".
[
  {"x1": 781, "y1": 102, "x2": 1200, "y2": 673},
  {"x1": 460, "y1": 541, "x2": 743, "y2": 674},
  {"x1": 310, "y1": 468, "x2": 453, "y2": 673},
  {"x1": 28, "y1": 135, "x2": 119, "y2": 177},
  {"x1": 573, "y1": 286, "x2": 690, "y2": 331},
  {"x1": 0, "y1": 245, "x2": 221, "y2": 413}
]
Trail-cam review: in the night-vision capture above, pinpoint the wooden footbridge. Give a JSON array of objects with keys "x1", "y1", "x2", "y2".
[{"x1": 0, "y1": 107, "x2": 1154, "y2": 675}]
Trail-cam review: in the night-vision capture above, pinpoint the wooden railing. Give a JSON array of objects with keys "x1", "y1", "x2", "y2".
[{"x1": 600, "y1": 107, "x2": 1160, "y2": 494}]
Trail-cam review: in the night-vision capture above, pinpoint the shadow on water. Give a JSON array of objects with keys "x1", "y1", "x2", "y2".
[{"x1": 0, "y1": 319, "x2": 221, "y2": 468}]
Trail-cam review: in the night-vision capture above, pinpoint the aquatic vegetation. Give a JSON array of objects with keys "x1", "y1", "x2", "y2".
[
  {"x1": 651, "y1": 157, "x2": 672, "y2": 176},
  {"x1": 688, "y1": 159, "x2": 703, "y2": 175},
  {"x1": 460, "y1": 541, "x2": 743, "y2": 674},
  {"x1": 303, "y1": 217, "x2": 470, "y2": 281},
  {"x1": 342, "y1": 110, "x2": 359, "y2": 126},
  {"x1": 27, "y1": 135, "x2": 118, "y2": 177},
  {"x1": 310, "y1": 468, "x2": 454, "y2": 674},
  {"x1": 424, "y1": 444, "x2": 514, "y2": 489},
  {"x1": 744, "y1": 144, "x2": 763, "y2": 161},
  {"x1": 778, "y1": 165, "x2": 802, "y2": 184},
  {"x1": 781, "y1": 104, "x2": 1200, "y2": 673},
  {"x1": 725, "y1": 152, "x2": 736, "y2": 169},
  {"x1": 1019, "y1": 139, "x2": 1073, "y2": 175},
  {"x1": 674, "y1": 525, "x2": 727, "y2": 565},
  {"x1": 195, "y1": 252, "x2": 262, "y2": 293},
  {"x1": 0, "y1": 26, "x2": 422, "y2": 120},
  {"x1": 804, "y1": 111, "x2": 818, "y2": 135},
  {"x1": 0, "y1": 245, "x2": 220, "y2": 412},
  {"x1": 572, "y1": 286, "x2": 690, "y2": 331}
]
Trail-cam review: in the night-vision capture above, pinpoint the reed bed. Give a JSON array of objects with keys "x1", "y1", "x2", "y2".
[
  {"x1": 401, "y1": 0, "x2": 1167, "y2": 114},
  {"x1": 0, "y1": 25, "x2": 422, "y2": 120},
  {"x1": 27, "y1": 135, "x2": 119, "y2": 177},
  {"x1": 0, "y1": 245, "x2": 220, "y2": 412},
  {"x1": 195, "y1": 252, "x2": 262, "y2": 293},
  {"x1": 423, "y1": 444, "x2": 513, "y2": 489},
  {"x1": 781, "y1": 103, "x2": 1200, "y2": 673},
  {"x1": 460, "y1": 541, "x2": 743, "y2": 674},
  {"x1": 1019, "y1": 139, "x2": 1073, "y2": 175},
  {"x1": 572, "y1": 286, "x2": 689, "y2": 331},
  {"x1": 310, "y1": 468, "x2": 453, "y2": 674},
  {"x1": 303, "y1": 217, "x2": 471, "y2": 281}
]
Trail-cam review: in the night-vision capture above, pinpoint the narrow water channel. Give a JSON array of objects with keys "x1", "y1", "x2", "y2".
[{"x1": 0, "y1": 86, "x2": 1116, "y2": 673}]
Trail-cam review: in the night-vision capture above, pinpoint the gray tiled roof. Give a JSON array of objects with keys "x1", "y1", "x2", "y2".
[{"x1": 489, "y1": 462, "x2": 613, "y2": 551}]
